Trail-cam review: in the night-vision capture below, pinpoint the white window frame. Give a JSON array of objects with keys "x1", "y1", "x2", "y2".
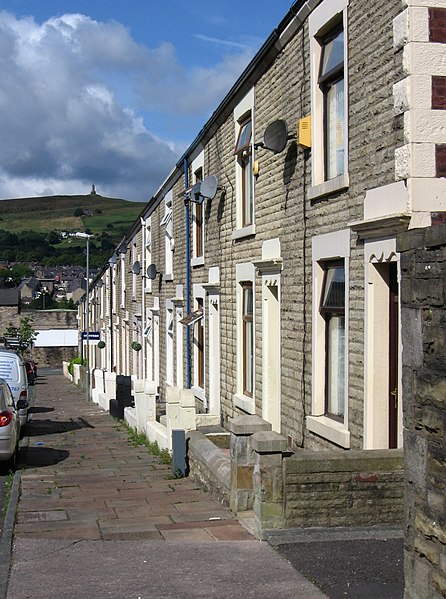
[
  {"x1": 232, "y1": 88, "x2": 256, "y2": 240},
  {"x1": 145, "y1": 218, "x2": 152, "y2": 294},
  {"x1": 191, "y1": 151, "x2": 205, "y2": 267},
  {"x1": 192, "y1": 284, "x2": 206, "y2": 403},
  {"x1": 162, "y1": 191, "x2": 174, "y2": 279},
  {"x1": 175, "y1": 305, "x2": 184, "y2": 389},
  {"x1": 233, "y1": 262, "x2": 256, "y2": 414},
  {"x1": 120, "y1": 254, "x2": 126, "y2": 309},
  {"x1": 308, "y1": 229, "x2": 350, "y2": 448},
  {"x1": 308, "y1": 0, "x2": 349, "y2": 200},
  {"x1": 165, "y1": 301, "x2": 174, "y2": 386},
  {"x1": 144, "y1": 309, "x2": 153, "y2": 381},
  {"x1": 131, "y1": 240, "x2": 137, "y2": 301}
]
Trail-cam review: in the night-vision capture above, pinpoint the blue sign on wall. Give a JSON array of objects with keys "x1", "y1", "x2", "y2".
[{"x1": 81, "y1": 332, "x2": 100, "y2": 341}]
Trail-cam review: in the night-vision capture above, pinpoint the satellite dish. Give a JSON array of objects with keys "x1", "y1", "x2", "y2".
[
  {"x1": 109, "y1": 253, "x2": 117, "y2": 265},
  {"x1": 190, "y1": 181, "x2": 203, "y2": 204},
  {"x1": 132, "y1": 261, "x2": 141, "y2": 275},
  {"x1": 200, "y1": 175, "x2": 218, "y2": 200},
  {"x1": 263, "y1": 119, "x2": 288, "y2": 153},
  {"x1": 147, "y1": 264, "x2": 158, "y2": 280},
  {"x1": 118, "y1": 241, "x2": 128, "y2": 255}
]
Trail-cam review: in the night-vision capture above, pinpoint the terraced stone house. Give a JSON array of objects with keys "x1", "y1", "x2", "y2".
[{"x1": 83, "y1": 0, "x2": 446, "y2": 455}]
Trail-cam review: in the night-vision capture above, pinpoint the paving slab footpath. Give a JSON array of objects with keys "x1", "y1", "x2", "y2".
[{"x1": 4, "y1": 370, "x2": 328, "y2": 599}]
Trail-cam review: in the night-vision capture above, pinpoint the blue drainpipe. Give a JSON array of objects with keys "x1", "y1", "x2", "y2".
[{"x1": 184, "y1": 158, "x2": 191, "y2": 389}]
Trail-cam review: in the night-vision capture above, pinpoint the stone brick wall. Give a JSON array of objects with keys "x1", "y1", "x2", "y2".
[
  {"x1": 429, "y1": 7, "x2": 446, "y2": 43},
  {"x1": 397, "y1": 223, "x2": 446, "y2": 599},
  {"x1": 186, "y1": 430, "x2": 231, "y2": 507},
  {"x1": 283, "y1": 449, "x2": 404, "y2": 528},
  {"x1": 32, "y1": 346, "x2": 77, "y2": 368},
  {"x1": 0, "y1": 309, "x2": 78, "y2": 367},
  {"x1": 0, "y1": 306, "x2": 20, "y2": 335},
  {"x1": 188, "y1": 417, "x2": 404, "y2": 537}
]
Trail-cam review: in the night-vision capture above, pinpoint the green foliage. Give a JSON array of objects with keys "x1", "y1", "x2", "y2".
[
  {"x1": 3, "y1": 316, "x2": 38, "y2": 353},
  {"x1": 73, "y1": 207, "x2": 84, "y2": 217},
  {"x1": 0, "y1": 196, "x2": 145, "y2": 268},
  {"x1": 2, "y1": 471, "x2": 15, "y2": 516},
  {"x1": 68, "y1": 356, "x2": 86, "y2": 376},
  {"x1": 56, "y1": 297, "x2": 77, "y2": 310},
  {"x1": 0, "y1": 264, "x2": 32, "y2": 286},
  {"x1": 28, "y1": 292, "x2": 57, "y2": 310},
  {"x1": 116, "y1": 420, "x2": 173, "y2": 467}
]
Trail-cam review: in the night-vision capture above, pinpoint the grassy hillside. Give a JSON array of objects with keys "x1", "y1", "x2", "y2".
[{"x1": 0, "y1": 194, "x2": 147, "y2": 241}]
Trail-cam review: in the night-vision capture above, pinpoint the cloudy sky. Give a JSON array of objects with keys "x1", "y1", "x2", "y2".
[{"x1": 0, "y1": 0, "x2": 292, "y2": 202}]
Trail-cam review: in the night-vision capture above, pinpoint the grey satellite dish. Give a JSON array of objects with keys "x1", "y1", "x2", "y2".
[
  {"x1": 147, "y1": 264, "x2": 158, "y2": 280},
  {"x1": 263, "y1": 119, "x2": 288, "y2": 153},
  {"x1": 118, "y1": 241, "x2": 128, "y2": 255},
  {"x1": 132, "y1": 261, "x2": 141, "y2": 275},
  {"x1": 109, "y1": 253, "x2": 117, "y2": 265},
  {"x1": 190, "y1": 181, "x2": 203, "y2": 204},
  {"x1": 200, "y1": 175, "x2": 218, "y2": 200}
]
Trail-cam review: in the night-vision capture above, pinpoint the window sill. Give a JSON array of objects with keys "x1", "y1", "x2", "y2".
[
  {"x1": 307, "y1": 174, "x2": 349, "y2": 201},
  {"x1": 164, "y1": 274, "x2": 173, "y2": 282},
  {"x1": 232, "y1": 224, "x2": 256, "y2": 241},
  {"x1": 192, "y1": 385, "x2": 205, "y2": 402},
  {"x1": 233, "y1": 393, "x2": 255, "y2": 415},
  {"x1": 145, "y1": 287, "x2": 152, "y2": 294},
  {"x1": 306, "y1": 415, "x2": 350, "y2": 448},
  {"x1": 191, "y1": 256, "x2": 205, "y2": 268}
]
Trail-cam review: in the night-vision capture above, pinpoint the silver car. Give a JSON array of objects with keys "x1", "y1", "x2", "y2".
[{"x1": 0, "y1": 378, "x2": 23, "y2": 471}]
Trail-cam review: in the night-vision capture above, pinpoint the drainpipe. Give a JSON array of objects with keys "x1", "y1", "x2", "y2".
[
  {"x1": 109, "y1": 267, "x2": 114, "y2": 371},
  {"x1": 184, "y1": 157, "x2": 191, "y2": 389}
]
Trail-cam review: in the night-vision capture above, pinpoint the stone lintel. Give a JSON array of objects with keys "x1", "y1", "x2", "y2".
[
  {"x1": 227, "y1": 415, "x2": 271, "y2": 436},
  {"x1": 251, "y1": 431, "x2": 288, "y2": 454}
]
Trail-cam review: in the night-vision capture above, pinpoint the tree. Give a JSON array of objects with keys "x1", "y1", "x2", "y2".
[
  {"x1": 3, "y1": 317, "x2": 38, "y2": 354},
  {"x1": 73, "y1": 207, "x2": 84, "y2": 217},
  {"x1": 56, "y1": 297, "x2": 77, "y2": 310}
]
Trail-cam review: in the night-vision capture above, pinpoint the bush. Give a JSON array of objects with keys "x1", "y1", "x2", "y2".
[{"x1": 68, "y1": 356, "x2": 86, "y2": 376}]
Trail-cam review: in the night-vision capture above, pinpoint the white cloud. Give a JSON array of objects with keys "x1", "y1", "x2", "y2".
[{"x1": 0, "y1": 11, "x2": 257, "y2": 202}]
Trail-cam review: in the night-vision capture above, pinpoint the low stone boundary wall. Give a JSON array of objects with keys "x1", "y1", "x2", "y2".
[
  {"x1": 187, "y1": 430, "x2": 231, "y2": 507},
  {"x1": 187, "y1": 415, "x2": 404, "y2": 537},
  {"x1": 282, "y1": 449, "x2": 404, "y2": 528}
]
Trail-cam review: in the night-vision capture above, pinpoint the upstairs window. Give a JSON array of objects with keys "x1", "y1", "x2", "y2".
[
  {"x1": 235, "y1": 116, "x2": 254, "y2": 228},
  {"x1": 194, "y1": 167, "x2": 204, "y2": 260},
  {"x1": 308, "y1": 1, "x2": 349, "y2": 198},
  {"x1": 319, "y1": 27, "x2": 345, "y2": 181},
  {"x1": 161, "y1": 192, "x2": 173, "y2": 277}
]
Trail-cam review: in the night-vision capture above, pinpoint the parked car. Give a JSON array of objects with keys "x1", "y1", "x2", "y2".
[
  {"x1": 0, "y1": 350, "x2": 30, "y2": 427},
  {"x1": 24, "y1": 358, "x2": 37, "y2": 385},
  {"x1": 0, "y1": 378, "x2": 24, "y2": 471}
]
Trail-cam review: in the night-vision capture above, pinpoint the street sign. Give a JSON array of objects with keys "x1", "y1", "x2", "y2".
[{"x1": 81, "y1": 332, "x2": 100, "y2": 341}]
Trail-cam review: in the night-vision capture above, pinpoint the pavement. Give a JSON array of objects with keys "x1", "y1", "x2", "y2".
[{"x1": 2, "y1": 369, "x2": 329, "y2": 599}]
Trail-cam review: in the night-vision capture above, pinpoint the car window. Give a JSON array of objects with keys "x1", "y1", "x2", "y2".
[
  {"x1": 0, "y1": 358, "x2": 19, "y2": 381},
  {"x1": 3, "y1": 384, "x2": 14, "y2": 408},
  {"x1": 0, "y1": 387, "x2": 7, "y2": 412}
]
